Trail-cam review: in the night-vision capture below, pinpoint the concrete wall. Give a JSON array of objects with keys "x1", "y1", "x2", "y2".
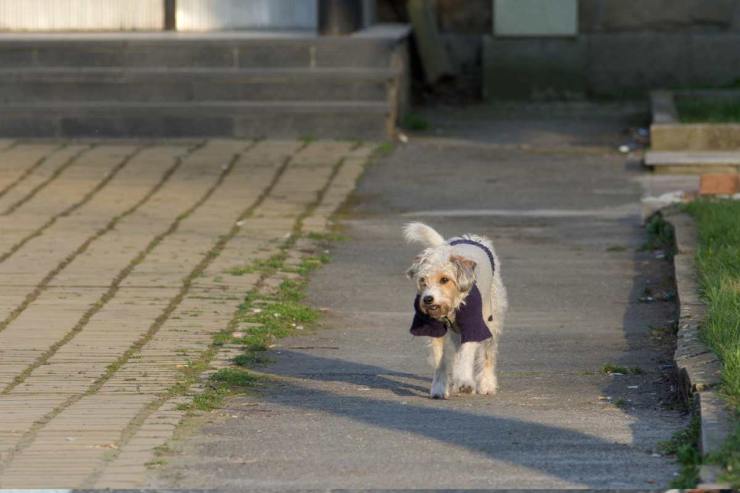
[
  {"x1": 578, "y1": 0, "x2": 740, "y2": 33},
  {"x1": 378, "y1": 0, "x2": 740, "y2": 98}
]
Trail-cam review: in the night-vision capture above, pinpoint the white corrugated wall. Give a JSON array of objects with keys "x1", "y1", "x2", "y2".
[
  {"x1": 176, "y1": 0, "x2": 317, "y2": 31},
  {"x1": 0, "y1": 0, "x2": 164, "y2": 31}
]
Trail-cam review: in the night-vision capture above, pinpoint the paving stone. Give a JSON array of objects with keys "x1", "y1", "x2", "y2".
[
  {"x1": 0, "y1": 145, "x2": 135, "y2": 241},
  {"x1": 0, "y1": 144, "x2": 90, "y2": 213},
  {"x1": 0, "y1": 139, "x2": 369, "y2": 488},
  {"x1": 0, "y1": 143, "x2": 61, "y2": 193}
]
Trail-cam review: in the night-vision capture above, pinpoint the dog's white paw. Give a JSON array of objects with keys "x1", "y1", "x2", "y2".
[
  {"x1": 476, "y1": 375, "x2": 498, "y2": 395},
  {"x1": 452, "y1": 377, "x2": 476, "y2": 394},
  {"x1": 453, "y1": 382, "x2": 476, "y2": 394},
  {"x1": 430, "y1": 380, "x2": 449, "y2": 399},
  {"x1": 451, "y1": 366, "x2": 476, "y2": 394}
]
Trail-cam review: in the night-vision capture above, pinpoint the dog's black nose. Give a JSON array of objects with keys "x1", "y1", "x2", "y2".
[{"x1": 423, "y1": 295, "x2": 434, "y2": 304}]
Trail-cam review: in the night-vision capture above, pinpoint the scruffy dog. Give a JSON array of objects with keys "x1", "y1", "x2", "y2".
[{"x1": 404, "y1": 222, "x2": 507, "y2": 399}]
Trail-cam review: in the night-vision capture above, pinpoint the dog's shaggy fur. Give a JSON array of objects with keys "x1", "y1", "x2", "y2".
[{"x1": 404, "y1": 222, "x2": 508, "y2": 399}]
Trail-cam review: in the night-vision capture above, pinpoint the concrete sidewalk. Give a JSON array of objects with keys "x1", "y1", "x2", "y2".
[
  {"x1": 0, "y1": 138, "x2": 372, "y2": 488},
  {"x1": 158, "y1": 104, "x2": 687, "y2": 489}
]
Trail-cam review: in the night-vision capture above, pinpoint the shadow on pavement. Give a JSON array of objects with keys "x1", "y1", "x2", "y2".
[{"x1": 258, "y1": 349, "x2": 666, "y2": 488}]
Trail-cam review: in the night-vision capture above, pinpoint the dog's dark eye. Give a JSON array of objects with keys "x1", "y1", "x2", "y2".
[{"x1": 440, "y1": 277, "x2": 449, "y2": 284}]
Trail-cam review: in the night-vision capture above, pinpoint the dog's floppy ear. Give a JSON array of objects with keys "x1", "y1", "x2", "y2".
[
  {"x1": 450, "y1": 255, "x2": 476, "y2": 292},
  {"x1": 406, "y1": 255, "x2": 422, "y2": 279}
]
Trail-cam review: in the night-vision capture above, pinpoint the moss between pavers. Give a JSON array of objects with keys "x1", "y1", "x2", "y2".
[
  {"x1": 177, "y1": 232, "x2": 337, "y2": 413},
  {"x1": 154, "y1": 143, "x2": 374, "y2": 471},
  {"x1": 227, "y1": 246, "x2": 328, "y2": 357},
  {"x1": 684, "y1": 199, "x2": 740, "y2": 486}
]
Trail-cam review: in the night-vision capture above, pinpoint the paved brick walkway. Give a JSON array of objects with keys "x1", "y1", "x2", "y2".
[{"x1": 0, "y1": 139, "x2": 372, "y2": 488}]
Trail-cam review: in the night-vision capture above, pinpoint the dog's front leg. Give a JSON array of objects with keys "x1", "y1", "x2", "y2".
[
  {"x1": 429, "y1": 336, "x2": 449, "y2": 399},
  {"x1": 452, "y1": 341, "x2": 478, "y2": 394}
]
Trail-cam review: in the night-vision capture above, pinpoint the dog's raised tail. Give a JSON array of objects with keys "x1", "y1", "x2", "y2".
[{"x1": 403, "y1": 222, "x2": 446, "y2": 247}]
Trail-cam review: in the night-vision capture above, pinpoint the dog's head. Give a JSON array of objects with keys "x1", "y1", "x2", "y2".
[{"x1": 406, "y1": 245, "x2": 477, "y2": 320}]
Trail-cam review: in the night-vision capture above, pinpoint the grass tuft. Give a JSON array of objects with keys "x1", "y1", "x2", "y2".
[
  {"x1": 706, "y1": 421, "x2": 740, "y2": 486},
  {"x1": 189, "y1": 368, "x2": 261, "y2": 412},
  {"x1": 684, "y1": 199, "x2": 740, "y2": 487},
  {"x1": 178, "y1": 232, "x2": 330, "y2": 415},
  {"x1": 613, "y1": 398, "x2": 628, "y2": 408},
  {"x1": 685, "y1": 199, "x2": 740, "y2": 405},
  {"x1": 374, "y1": 142, "x2": 395, "y2": 157},
  {"x1": 307, "y1": 231, "x2": 347, "y2": 243},
  {"x1": 658, "y1": 416, "x2": 701, "y2": 488},
  {"x1": 642, "y1": 214, "x2": 676, "y2": 258},
  {"x1": 601, "y1": 363, "x2": 644, "y2": 375},
  {"x1": 209, "y1": 367, "x2": 260, "y2": 387},
  {"x1": 401, "y1": 113, "x2": 430, "y2": 131},
  {"x1": 233, "y1": 352, "x2": 273, "y2": 367},
  {"x1": 295, "y1": 255, "x2": 329, "y2": 276},
  {"x1": 227, "y1": 256, "x2": 285, "y2": 276},
  {"x1": 677, "y1": 99, "x2": 740, "y2": 123}
]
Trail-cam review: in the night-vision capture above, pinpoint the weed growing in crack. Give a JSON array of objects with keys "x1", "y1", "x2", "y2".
[
  {"x1": 227, "y1": 255, "x2": 285, "y2": 276},
  {"x1": 185, "y1": 367, "x2": 262, "y2": 412},
  {"x1": 601, "y1": 363, "x2": 644, "y2": 375},
  {"x1": 641, "y1": 214, "x2": 676, "y2": 258},
  {"x1": 658, "y1": 415, "x2": 700, "y2": 488},
  {"x1": 236, "y1": 282, "x2": 319, "y2": 353},
  {"x1": 613, "y1": 398, "x2": 628, "y2": 409},
  {"x1": 176, "y1": 234, "x2": 332, "y2": 415},
  {"x1": 233, "y1": 352, "x2": 274, "y2": 367},
  {"x1": 705, "y1": 420, "x2": 740, "y2": 487}
]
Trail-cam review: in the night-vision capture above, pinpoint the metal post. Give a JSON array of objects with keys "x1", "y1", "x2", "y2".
[
  {"x1": 164, "y1": 0, "x2": 176, "y2": 30},
  {"x1": 319, "y1": 0, "x2": 363, "y2": 35}
]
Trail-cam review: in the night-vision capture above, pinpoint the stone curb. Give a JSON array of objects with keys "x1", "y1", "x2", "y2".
[{"x1": 662, "y1": 209, "x2": 733, "y2": 488}]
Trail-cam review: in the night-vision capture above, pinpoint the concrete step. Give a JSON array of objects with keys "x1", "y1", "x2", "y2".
[
  {"x1": 645, "y1": 150, "x2": 740, "y2": 174},
  {"x1": 0, "y1": 67, "x2": 394, "y2": 103},
  {"x1": 0, "y1": 100, "x2": 390, "y2": 140},
  {"x1": 0, "y1": 32, "x2": 399, "y2": 69},
  {"x1": 0, "y1": 26, "x2": 410, "y2": 139}
]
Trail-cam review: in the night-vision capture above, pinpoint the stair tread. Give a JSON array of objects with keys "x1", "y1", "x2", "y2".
[
  {"x1": 0, "y1": 31, "x2": 379, "y2": 42},
  {"x1": 0, "y1": 29, "x2": 407, "y2": 45},
  {"x1": 646, "y1": 150, "x2": 740, "y2": 166},
  {"x1": 0, "y1": 100, "x2": 389, "y2": 112},
  {"x1": 0, "y1": 66, "x2": 398, "y2": 77}
]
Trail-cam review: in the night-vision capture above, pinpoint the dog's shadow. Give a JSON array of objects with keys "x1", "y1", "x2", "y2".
[
  {"x1": 238, "y1": 349, "x2": 668, "y2": 488},
  {"x1": 269, "y1": 348, "x2": 431, "y2": 397}
]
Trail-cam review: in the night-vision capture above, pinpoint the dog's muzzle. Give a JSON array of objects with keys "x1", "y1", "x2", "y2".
[{"x1": 421, "y1": 295, "x2": 441, "y2": 314}]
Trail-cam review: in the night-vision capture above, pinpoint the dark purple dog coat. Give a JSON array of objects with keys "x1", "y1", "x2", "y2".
[{"x1": 409, "y1": 282, "x2": 492, "y2": 343}]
